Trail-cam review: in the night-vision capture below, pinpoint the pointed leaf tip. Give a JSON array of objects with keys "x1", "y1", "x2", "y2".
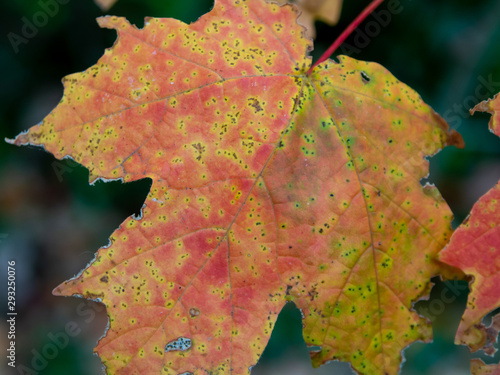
[
  {"x1": 94, "y1": 0, "x2": 118, "y2": 12},
  {"x1": 470, "y1": 92, "x2": 500, "y2": 136}
]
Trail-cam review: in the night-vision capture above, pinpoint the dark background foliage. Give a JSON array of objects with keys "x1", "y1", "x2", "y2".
[{"x1": 1, "y1": 0, "x2": 499, "y2": 374}]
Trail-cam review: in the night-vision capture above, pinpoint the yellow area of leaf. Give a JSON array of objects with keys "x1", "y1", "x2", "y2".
[
  {"x1": 276, "y1": 0, "x2": 343, "y2": 37},
  {"x1": 471, "y1": 359, "x2": 500, "y2": 375},
  {"x1": 8, "y1": 0, "x2": 464, "y2": 374},
  {"x1": 95, "y1": 0, "x2": 118, "y2": 11}
]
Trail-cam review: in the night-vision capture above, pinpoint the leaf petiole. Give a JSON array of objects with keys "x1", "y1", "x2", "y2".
[{"x1": 307, "y1": 0, "x2": 385, "y2": 75}]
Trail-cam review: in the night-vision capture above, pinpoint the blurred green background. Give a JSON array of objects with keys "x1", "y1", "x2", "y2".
[{"x1": 1, "y1": 0, "x2": 499, "y2": 374}]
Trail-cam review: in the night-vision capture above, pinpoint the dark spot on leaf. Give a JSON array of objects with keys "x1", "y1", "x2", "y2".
[{"x1": 361, "y1": 71, "x2": 371, "y2": 84}]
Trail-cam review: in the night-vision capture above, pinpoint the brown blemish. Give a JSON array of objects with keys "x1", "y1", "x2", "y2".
[{"x1": 189, "y1": 307, "x2": 200, "y2": 318}]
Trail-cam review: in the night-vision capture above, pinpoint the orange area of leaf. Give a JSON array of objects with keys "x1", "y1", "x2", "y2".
[
  {"x1": 439, "y1": 93, "x2": 500, "y2": 361},
  {"x1": 8, "y1": 0, "x2": 464, "y2": 374}
]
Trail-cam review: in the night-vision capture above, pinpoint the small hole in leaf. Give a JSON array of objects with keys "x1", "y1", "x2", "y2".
[{"x1": 361, "y1": 71, "x2": 371, "y2": 84}]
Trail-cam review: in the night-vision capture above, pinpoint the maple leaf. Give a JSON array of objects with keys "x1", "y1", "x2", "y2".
[
  {"x1": 276, "y1": 0, "x2": 343, "y2": 38},
  {"x1": 439, "y1": 93, "x2": 500, "y2": 366},
  {"x1": 7, "y1": 0, "x2": 464, "y2": 374}
]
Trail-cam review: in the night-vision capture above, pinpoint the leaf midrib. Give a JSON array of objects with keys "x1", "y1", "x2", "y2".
[{"x1": 309, "y1": 76, "x2": 386, "y2": 374}]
